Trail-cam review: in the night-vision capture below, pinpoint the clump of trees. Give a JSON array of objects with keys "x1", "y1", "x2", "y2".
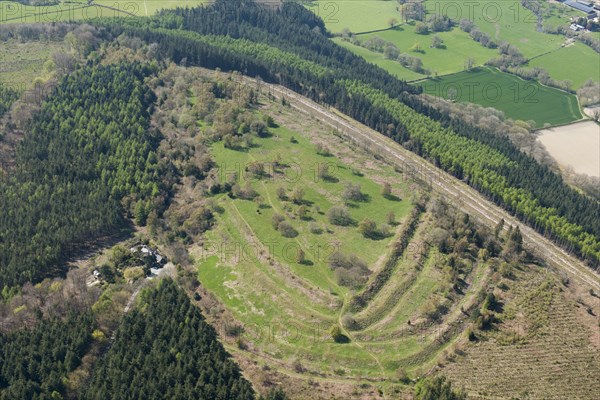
[
  {"x1": 415, "y1": 376, "x2": 466, "y2": 400},
  {"x1": 329, "y1": 252, "x2": 371, "y2": 288},
  {"x1": 427, "y1": 14, "x2": 454, "y2": 32},
  {"x1": 486, "y1": 41, "x2": 526, "y2": 68},
  {"x1": 431, "y1": 35, "x2": 444, "y2": 49},
  {"x1": 577, "y1": 80, "x2": 600, "y2": 107},
  {"x1": 362, "y1": 36, "x2": 396, "y2": 53},
  {"x1": 358, "y1": 218, "x2": 391, "y2": 240},
  {"x1": 272, "y1": 214, "x2": 298, "y2": 238},
  {"x1": 352, "y1": 35, "x2": 426, "y2": 73},
  {"x1": 342, "y1": 182, "x2": 368, "y2": 203},
  {"x1": 327, "y1": 206, "x2": 353, "y2": 226},
  {"x1": 414, "y1": 22, "x2": 429, "y2": 35}
]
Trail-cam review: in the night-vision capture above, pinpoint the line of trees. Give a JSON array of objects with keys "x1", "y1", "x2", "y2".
[{"x1": 342, "y1": 80, "x2": 600, "y2": 265}]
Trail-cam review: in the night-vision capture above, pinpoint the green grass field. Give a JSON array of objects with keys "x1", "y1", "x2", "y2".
[
  {"x1": 322, "y1": 1, "x2": 598, "y2": 98},
  {"x1": 420, "y1": 67, "x2": 583, "y2": 127},
  {"x1": 358, "y1": 26, "x2": 499, "y2": 77},
  {"x1": 529, "y1": 43, "x2": 600, "y2": 89},
  {"x1": 423, "y1": 0, "x2": 566, "y2": 59},
  {"x1": 333, "y1": 37, "x2": 424, "y2": 81},
  {"x1": 0, "y1": 0, "x2": 205, "y2": 23},
  {"x1": 306, "y1": 0, "x2": 402, "y2": 34}
]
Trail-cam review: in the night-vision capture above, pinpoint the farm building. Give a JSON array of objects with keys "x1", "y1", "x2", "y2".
[{"x1": 562, "y1": 0, "x2": 598, "y2": 17}]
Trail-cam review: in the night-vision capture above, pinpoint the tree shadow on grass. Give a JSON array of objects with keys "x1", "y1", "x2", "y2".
[{"x1": 333, "y1": 334, "x2": 351, "y2": 344}]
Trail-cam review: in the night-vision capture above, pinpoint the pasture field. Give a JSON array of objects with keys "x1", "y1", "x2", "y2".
[
  {"x1": 530, "y1": 43, "x2": 600, "y2": 89},
  {"x1": 0, "y1": 0, "x2": 205, "y2": 23},
  {"x1": 420, "y1": 67, "x2": 583, "y2": 126},
  {"x1": 332, "y1": 37, "x2": 424, "y2": 81},
  {"x1": 357, "y1": 26, "x2": 498, "y2": 77},
  {"x1": 306, "y1": 0, "x2": 402, "y2": 34},
  {"x1": 422, "y1": 0, "x2": 565, "y2": 58}
]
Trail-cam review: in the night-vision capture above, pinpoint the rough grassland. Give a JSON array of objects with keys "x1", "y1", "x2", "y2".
[
  {"x1": 198, "y1": 117, "x2": 417, "y2": 377},
  {"x1": 0, "y1": 39, "x2": 68, "y2": 88}
]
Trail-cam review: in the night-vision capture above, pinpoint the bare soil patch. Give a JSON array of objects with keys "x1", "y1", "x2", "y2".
[{"x1": 538, "y1": 120, "x2": 600, "y2": 177}]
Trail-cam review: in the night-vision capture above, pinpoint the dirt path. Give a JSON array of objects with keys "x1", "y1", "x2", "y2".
[{"x1": 337, "y1": 293, "x2": 385, "y2": 378}]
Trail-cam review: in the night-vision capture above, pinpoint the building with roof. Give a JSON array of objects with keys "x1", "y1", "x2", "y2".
[{"x1": 563, "y1": 0, "x2": 598, "y2": 17}]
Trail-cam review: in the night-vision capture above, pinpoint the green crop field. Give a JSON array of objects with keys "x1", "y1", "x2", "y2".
[
  {"x1": 530, "y1": 43, "x2": 600, "y2": 89},
  {"x1": 420, "y1": 67, "x2": 583, "y2": 127},
  {"x1": 306, "y1": 0, "x2": 402, "y2": 34},
  {"x1": 0, "y1": 0, "x2": 205, "y2": 23}
]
